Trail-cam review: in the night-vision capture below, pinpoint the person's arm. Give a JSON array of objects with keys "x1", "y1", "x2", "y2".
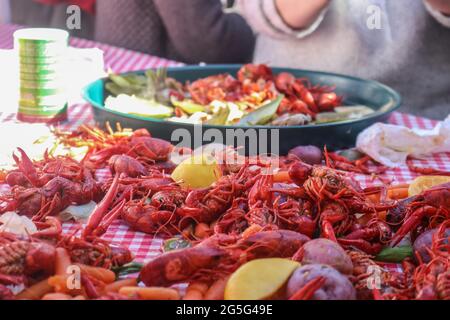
[
  {"x1": 236, "y1": 0, "x2": 330, "y2": 40},
  {"x1": 153, "y1": 0, "x2": 255, "y2": 64},
  {"x1": 424, "y1": 0, "x2": 450, "y2": 27},
  {"x1": 425, "y1": 0, "x2": 450, "y2": 15},
  {"x1": 275, "y1": 0, "x2": 330, "y2": 29}
]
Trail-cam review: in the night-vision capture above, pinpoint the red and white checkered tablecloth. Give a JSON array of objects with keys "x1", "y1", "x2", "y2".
[{"x1": 0, "y1": 24, "x2": 449, "y2": 272}]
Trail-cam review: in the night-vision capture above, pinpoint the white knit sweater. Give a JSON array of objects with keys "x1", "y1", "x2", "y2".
[{"x1": 237, "y1": 0, "x2": 450, "y2": 119}]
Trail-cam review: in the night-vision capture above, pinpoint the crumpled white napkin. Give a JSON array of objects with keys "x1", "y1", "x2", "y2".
[{"x1": 356, "y1": 115, "x2": 450, "y2": 167}]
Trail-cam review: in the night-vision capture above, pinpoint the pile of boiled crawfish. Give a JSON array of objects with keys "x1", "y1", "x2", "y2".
[
  {"x1": 0, "y1": 124, "x2": 448, "y2": 300},
  {"x1": 189, "y1": 64, "x2": 343, "y2": 120}
]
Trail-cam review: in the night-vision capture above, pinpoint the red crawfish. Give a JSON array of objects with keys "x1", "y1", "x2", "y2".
[
  {"x1": 237, "y1": 64, "x2": 273, "y2": 83},
  {"x1": 346, "y1": 249, "x2": 415, "y2": 300},
  {"x1": 73, "y1": 127, "x2": 174, "y2": 169},
  {"x1": 82, "y1": 174, "x2": 126, "y2": 239},
  {"x1": 189, "y1": 73, "x2": 242, "y2": 105},
  {"x1": 58, "y1": 236, "x2": 133, "y2": 270},
  {"x1": 0, "y1": 232, "x2": 56, "y2": 279},
  {"x1": 7, "y1": 148, "x2": 85, "y2": 188},
  {"x1": 121, "y1": 188, "x2": 187, "y2": 235},
  {"x1": 128, "y1": 135, "x2": 174, "y2": 162},
  {"x1": 178, "y1": 164, "x2": 255, "y2": 224},
  {"x1": 245, "y1": 173, "x2": 316, "y2": 237},
  {"x1": 412, "y1": 220, "x2": 450, "y2": 300},
  {"x1": 390, "y1": 182, "x2": 450, "y2": 247},
  {"x1": 324, "y1": 147, "x2": 387, "y2": 176},
  {"x1": 285, "y1": 161, "x2": 394, "y2": 253},
  {"x1": 214, "y1": 198, "x2": 249, "y2": 235},
  {"x1": 140, "y1": 230, "x2": 310, "y2": 287},
  {"x1": 1, "y1": 168, "x2": 101, "y2": 222},
  {"x1": 274, "y1": 73, "x2": 342, "y2": 114},
  {"x1": 108, "y1": 154, "x2": 148, "y2": 177}
]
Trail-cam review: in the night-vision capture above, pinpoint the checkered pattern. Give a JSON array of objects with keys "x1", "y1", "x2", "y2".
[{"x1": 1, "y1": 25, "x2": 449, "y2": 274}]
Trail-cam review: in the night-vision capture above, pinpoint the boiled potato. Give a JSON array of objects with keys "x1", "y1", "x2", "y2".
[
  {"x1": 408, "y1": 176, "x2": 450, "y2": 197},
  {"x1": 171, "y1": 154, "x2": 222, "y2": 189},
  {"x1": 224, "y1": 258, "x2": 300, "y2": 300}
]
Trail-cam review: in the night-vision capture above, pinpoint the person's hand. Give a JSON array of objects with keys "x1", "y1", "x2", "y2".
[
  {"x1": 426, "y1": 0, "x2": 450, "y2": 15},
  {"x1": 275, "y1": 0, "x2": 331, "y2": 29}
]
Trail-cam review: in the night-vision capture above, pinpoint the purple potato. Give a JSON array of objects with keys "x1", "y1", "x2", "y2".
[
  {"x1": 287, "y1": 264, "x2": 356, "y2": 300},
  {"x1": 413, "y1": 228, "x2": 450, "y2": 263},
  {"x1": 301, "y1": 239, "x2": 353, "y2": 274},
  {"x1": 288, "y1": 146, "x2": 323, "y2": 165}
]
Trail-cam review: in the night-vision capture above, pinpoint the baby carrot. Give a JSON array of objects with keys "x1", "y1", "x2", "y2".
[
  {"x1": 183, "y1": 282, "x2": 209, "y2": 300},
  {"x1": 16, "y1": 278, "x2": 53, "y2": 300},
  {"x1": 273, "y1": 170, "x2": 291, "y2": 183},
  {"x1": 104, "y1": 278, "x2": 138, "y2": 293},
  {"x1": 41, "y1": 293, "x2": 73, "y2": 300},
  {"x1": 387, "y1": 186, "x2": 409, "y2": 200},
  {"x1": 119, "y1": 287, "x2": 180, "y2": 300},
  {"x1": 48, "y1": 275, "x2": 72, "y2": 294},
  {"x1": 55, "y1": 248, "x2": 72, "y2": 275},
  {"x1": 76, "y1": 264, "x2": 116, "y2": 284},
  {"x1": 204, "y1": 277, "x2": 229, "y2": 300}
]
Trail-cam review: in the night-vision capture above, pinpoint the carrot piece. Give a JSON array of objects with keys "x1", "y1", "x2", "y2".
[
  {"x1": 76, "y1": 264, "x2": 116, "y2": 284},
  {"x1": 104, "y1": 278, "x2": 138, "y2": 293},
  {"x1": 41, "y1": 293, "x2": 73, "y2": 300},
  {"x1": 390, "y1": 183, "x2": 410, "y2": 189},
  {"x1": 119, "y1": 287, "x2": 180, "y2": 300},
  {"x1": 16, "y1": 278, "x2": 53, "y2": 300},
  {"x1": 387, "y1": 187, "x2": 409, "y2": 200},
  {"x1": 204, "y1": 277, "x2": 229, "y2": 300},
  {"x1": 183, "y1": 282, "x2": 209, "y2": 300},
  {"x1": 273, "y1": 170, "x2": 291, "y2": 183},
  {"x1": 55, "y1": 248, "x2": 72, "y2": 275},
  {"x1": 48, "y1": 275, "x2": 73, "y2": 294},
  {"x1": 194, "y1": 223, "x2": 212, "y2": 239},
  {"x1": 242, "y1": 224, "x2": 263, "y2": 239}
]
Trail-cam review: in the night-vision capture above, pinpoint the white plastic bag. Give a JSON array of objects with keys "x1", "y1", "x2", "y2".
[{"x1": 356, "y1": 115, "x2": 450, "y2": 167}]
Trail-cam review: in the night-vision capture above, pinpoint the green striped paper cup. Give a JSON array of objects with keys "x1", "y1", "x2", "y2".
[
  {"x1": 19, "y1": 62, "x2": 65, "y2": 75},
  {"x1": 14, "y1": 28, "x2": 69, "y2": 123},
  {"x1": 19, "y1": 71, "x2": 62, "y2": 82},
  {"x1": 18, "y1": 54, "x2": 63, "y2": 65},
  {"x1": 20, "y1": 86, "x2": 65, "y2": 97},
  {"x1": 20, "y1": 78, "x2": 64, "y2": 90},
  {"x1": 17, "y1": 109, "x2": 68, "y2": 124},
  {"x1": 18, "y1": 103, "x2": 68, "y2": 116},
  {"x1": 14, "y1": 28, "x2": 69, "y2": 57},
  {"x1": 19, "y1": 93, "x2": 68, "y2": 107}
]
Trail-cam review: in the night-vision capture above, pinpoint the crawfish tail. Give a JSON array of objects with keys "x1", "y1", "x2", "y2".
[{"x1": 140, "y1": 246, "x2": 227, "y2": 287}]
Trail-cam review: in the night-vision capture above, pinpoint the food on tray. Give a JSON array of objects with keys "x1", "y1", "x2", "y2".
[
  {"x1": 170, "y1": 154, "x2": 222, "y2": 189},
  {"x1": 224, "y1": 258, "x2": 300, "y2": 300},
  {"x1": 287, "y1": 264, "x2": 356, "y2": 300},
  {"x1": 299, "y1": 239, "x2": 353, "y2": 275},
  {"x1": 1, "y1": 124, "x2": 449, "y2": 300},
  {"x1": 104, "y1": 64, "x2": 376, "y2": 126}
]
